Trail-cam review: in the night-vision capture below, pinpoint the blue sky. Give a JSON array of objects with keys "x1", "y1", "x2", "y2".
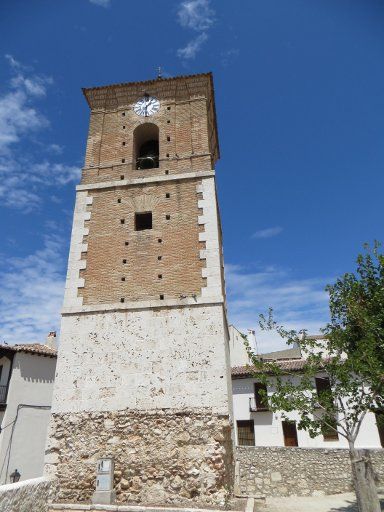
[{"x1": 0, "y1": 0, "x2": 383, "y2": 351}]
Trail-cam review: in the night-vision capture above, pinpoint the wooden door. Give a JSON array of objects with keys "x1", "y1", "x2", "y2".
[{"x1": 282, "y1": 420, "x2": 298, "y2": 447}]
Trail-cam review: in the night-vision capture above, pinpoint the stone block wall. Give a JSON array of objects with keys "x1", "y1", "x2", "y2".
[
  {"x1": 0, "y1": 476, "x2": 51, "y2": 512},
  {"x1": 46, "y1": 409, "x2": 233, "y2": 507},
  {"x1": 236, "y1": 446, "x2": 384, "y2": 497}
]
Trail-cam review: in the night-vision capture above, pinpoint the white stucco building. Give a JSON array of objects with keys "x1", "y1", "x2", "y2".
[
  {"x1": 229, "y1": 326, "x2": 384, "y2": 450},
  {"x1": 0, "y1": 335, "x2": 57, "y2": 484}
]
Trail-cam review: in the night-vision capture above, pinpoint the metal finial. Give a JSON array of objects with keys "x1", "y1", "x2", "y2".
[{"x1": 157, "y1": 66, "x2": 162, "y2": 79}]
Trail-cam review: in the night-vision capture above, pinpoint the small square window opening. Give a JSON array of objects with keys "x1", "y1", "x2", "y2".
[{"x1": 135, "y1": 212, "x2": 152, "y2": 231}]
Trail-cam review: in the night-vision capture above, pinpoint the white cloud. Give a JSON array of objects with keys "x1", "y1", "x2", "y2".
[
  {"x1": 252, "y1": 226, "x2": 283, "y2": 239},
  {"x1": 0, "y1": 89, "x2": 48, "y2": 153},
  {"x1": 5, "y1": 54, "x2": 23, "y2": 71},
  {"x1": 226, "y1": 263, "x2": 330, "y2": 353},
  {"x1": 0, "y1": 235, "x2": 65, "y2": 345},
  {"x1": 0, "y1": 55, "x2": 80, "y2": 210},
  {"x1": 48, "y1": 143, "x2": 64, "y2": 155},
  {"x1": 176, "y1": 0, "x2": 214, "y2": 61},
  {"x1": 29, "y1": 162, "x2": 81, "y2": 186},
  {"x1": 10, "y1": 74, "x2": 52, "y2": 97},
  {"x1": 89, "y1": 0, "x2": 111, "y2": 7},
  {"x1": 177, "y1": 0, "x2": 215, "y2": 31},
  {"x1": 177, "y1": 33, "x2": 208, "y2": 60}
]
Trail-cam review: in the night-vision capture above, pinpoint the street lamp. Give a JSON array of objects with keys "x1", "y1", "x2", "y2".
[{"x1": 10, "y1": 469, "x2": 20, "y2": 483}]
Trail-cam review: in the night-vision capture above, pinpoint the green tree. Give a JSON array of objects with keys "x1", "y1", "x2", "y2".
[{"x1": 244, "y1": 243, "x2": 384, "y2": 512}]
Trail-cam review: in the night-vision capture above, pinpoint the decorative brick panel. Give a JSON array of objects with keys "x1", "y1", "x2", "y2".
[
  {"x1": 78, "y1": 178, "x2": 206, "y2": 305},
  {"x1": 82, "y1": 79, "x2": 216, "y2": 182}
]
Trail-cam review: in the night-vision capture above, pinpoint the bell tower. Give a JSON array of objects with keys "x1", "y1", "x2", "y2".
[{"x1": 45, "y1": 73, "x2": 233, "y2": 507}]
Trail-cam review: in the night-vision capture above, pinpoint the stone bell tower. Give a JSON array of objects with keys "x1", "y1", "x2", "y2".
[{"x1": 45, "y1": 73, "x2": 233, "y2": 507}]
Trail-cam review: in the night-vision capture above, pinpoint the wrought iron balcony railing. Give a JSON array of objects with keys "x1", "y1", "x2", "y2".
[
  {"x1": 249, "y1": 397, "x2": 269, "y2": 412},
  {"x1": 0, "y1": 386, "x2": 7, "y2": 404}
]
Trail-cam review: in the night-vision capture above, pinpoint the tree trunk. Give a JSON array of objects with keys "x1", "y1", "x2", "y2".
[{"x1": 349, "y1": 444, "x2": 381, "y2": 512}]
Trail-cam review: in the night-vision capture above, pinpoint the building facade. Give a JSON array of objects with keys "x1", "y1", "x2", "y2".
[
  {"x1": 0, "y1": 339, "x2": 56, "y2": 484},
  {"x1": 45, "y1": 73, "x2": 234, "y2": 507},
  {"x1": 229, "y1": 335, "x2": 384, "y2": 450}
]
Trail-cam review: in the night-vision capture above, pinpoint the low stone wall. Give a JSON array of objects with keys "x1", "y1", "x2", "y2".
[
  {"x1": 236, "y1": 446, "x2": 384, "y2": 497},
  {"x1": 0, "y1": 476, "x2": 51, "y2": 512},
  {"x1": 46, "y1": 408, "x2": 233, "y2": 508}
]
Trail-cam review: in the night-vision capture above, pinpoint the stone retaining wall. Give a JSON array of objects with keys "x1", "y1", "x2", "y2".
[
  {"x1": 236, "y1": 446, "x2": 384, "y2": 497},
  {"x1": 46, "y1": 409, "x2": 233, "y2": 508},
  {"x1": 0, "y1": 476, "x2": 51, "y2": 512}
]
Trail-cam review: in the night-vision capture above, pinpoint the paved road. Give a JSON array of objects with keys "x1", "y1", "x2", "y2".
[{"x1": 256, "y1": 492, "x2": 384, "y2": 512}]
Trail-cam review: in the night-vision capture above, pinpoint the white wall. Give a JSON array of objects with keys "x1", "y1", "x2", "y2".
[
  {"x1": 232, "y1": 376, "x2": 383, "y2": 449},
  {"x1": 228, "y1": 325, "x2": 250, "y2": 367},
  {"x1": 0, "y1": 352, "x2": 56, "y2": 484},
  {"x1": 0, "y1": 357, "x2": 11, "y2": 387},
  {"x1": 52, "y1": 304, "x2": 232, "y2": 415}
]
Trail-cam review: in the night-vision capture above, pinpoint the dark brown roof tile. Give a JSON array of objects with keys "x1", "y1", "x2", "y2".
[{"x1": 0, "y1": 343, "x2": 57, "y2": 357}]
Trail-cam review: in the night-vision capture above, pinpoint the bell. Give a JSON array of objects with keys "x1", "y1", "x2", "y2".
[{"x1": 137, "y1": 139, "x2": 159, "y2": 170}]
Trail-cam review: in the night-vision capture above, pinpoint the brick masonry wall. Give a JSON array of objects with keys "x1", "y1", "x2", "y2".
[
  {"x1": 82, "y1": 92, "x2": 214, "y2": 184},
  {"x1": 80, "y1": 153, "x2": 212, "y2": 185},
  {"x1": 46, "y1": 409, "x2": 233, "y2": 507},
  {"x1": 78, "y1": 178, "x2": 205, "y2": 305},
  {"x1": 236, "y1": 446, "x2": 384, "y2": 497}
]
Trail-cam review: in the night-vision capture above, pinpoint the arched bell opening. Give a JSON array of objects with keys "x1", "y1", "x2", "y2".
[{"x1": 133, "y1": 123, "x2": 159, "y2": 170}]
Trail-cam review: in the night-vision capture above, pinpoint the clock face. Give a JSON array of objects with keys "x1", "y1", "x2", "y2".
[{"x1": 133, "y1": 96, "x2": 160, "y2": 117}]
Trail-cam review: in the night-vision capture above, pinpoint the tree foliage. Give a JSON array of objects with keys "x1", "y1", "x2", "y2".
[{"x1": 245, "y1": 242, "x2": 384, "y2": 443}]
